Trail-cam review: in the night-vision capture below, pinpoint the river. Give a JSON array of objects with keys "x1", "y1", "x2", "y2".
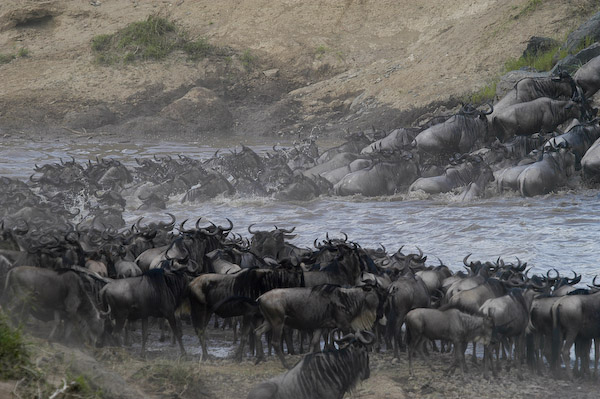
[{"x1": 1, "y1": 135, "x2": 599, "y2": 281}]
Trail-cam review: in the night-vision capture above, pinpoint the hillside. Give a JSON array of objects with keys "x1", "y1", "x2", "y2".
[{"x1": 0, "y1": 0, "x2": 598, "y2": 141}]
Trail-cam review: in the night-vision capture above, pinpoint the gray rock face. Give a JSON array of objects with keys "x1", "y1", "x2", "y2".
[
  {"x1": 563, "y1": 11, "x2": 600, "y2": 54},
  {"x1": 551, "y1": 43, "x2": 600, "y2": 75}
]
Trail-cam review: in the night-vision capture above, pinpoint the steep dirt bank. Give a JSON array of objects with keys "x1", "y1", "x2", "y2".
[{"x1": 0, "y1": 0, "x2": 598, "y2": 141}]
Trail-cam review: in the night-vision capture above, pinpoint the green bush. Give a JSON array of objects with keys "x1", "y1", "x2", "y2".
[
  {"x1": 0, "y1": 312, "x2": 30, "y2": 379},
  {"x1": 91, "y1": 14, "x2": 215, "y2": 65},
  {"x1": 0, "y1": 53, "x2": 15, "y2": 64}
]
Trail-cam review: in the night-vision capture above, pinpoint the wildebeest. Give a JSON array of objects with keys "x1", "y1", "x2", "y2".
[
  {"x1": 333, "y1": 156, "x2": 419, "y2": 197},
  {"x1": 386, "y1": 274, "x2": 431, "y2": 359},
  {"x1": 409, "y1": 156, "x2": 492, "y2": 195},
  {"x1": 543, "y1": 120, "x2": 600, "y2": 166},
  {"x1": 360, "y1": 128, "x2": 420, "y2": 154},
  {"x1": 254, "y1": 284, "x2": 385, "y2": 368},
  {"x1": 491, "y1": 72, "x2": 578, "y2": 116},
  {"x1": 492, "y1": 97, "x2": 585, "y2": 141},
  {"x1": 412, "y1": 104, "x2": 493, "y2": 155},
  {"x1": 517, "y1": 148, "x2": 576, "y2": 197},
  {"x1": 2, "y1": 266, "x2": 106, "y2": 345},
  {"x1": 479, "y1": 288, "x2": 537, "y2": 374},
  {"x1": 574, "y1": 54, "x2": 600, "y2": 98},
  {"x1": 246, "y1": 330, "x2": 373, "y2": 399},
  {"x1": 406, "y1": 308, "x2": 493, "y2": 375},
  {"x1": 551, "y1": 291, "x2": 600, "y2": 379},
  {"x1": 100, "y1": 268, "x2": 189, "y2": 355},
  {"x1": 188, "y1": 267, "x2": 305, "y2": 361},
  {"x1": 581, "y1": 136, "x2": 600, "y2": 181}
]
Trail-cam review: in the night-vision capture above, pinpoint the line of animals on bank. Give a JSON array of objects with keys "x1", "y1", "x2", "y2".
[
  {"x1": 1, "y1": 217, "x2": 600, "y2": 398},
  {"x1": 2, "y1": 56, "x2": 600, "y2": 239}
]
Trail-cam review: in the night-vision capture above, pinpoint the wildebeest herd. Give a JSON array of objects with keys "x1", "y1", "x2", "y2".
[
  {"x1": 1, "y1": 49, "x2": 600, "y2": 399},
  {"x1": 2, "y1": 213, "x2": 600, "y2": 398}
]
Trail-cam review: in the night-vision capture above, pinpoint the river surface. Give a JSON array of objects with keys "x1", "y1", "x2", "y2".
[{"x1": 1, "y1": 136, "x2": 600, "y2": 281}]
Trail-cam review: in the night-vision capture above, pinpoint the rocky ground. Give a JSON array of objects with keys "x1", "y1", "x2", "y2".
[
  {"x1": 1, "y1": 0, "x2": 599, "y2": 143},
  {"x1": 3, "y1": 323, "x2": 599, "y2": 399}
]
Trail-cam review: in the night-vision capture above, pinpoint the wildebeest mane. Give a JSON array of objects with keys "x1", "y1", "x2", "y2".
[
  {"x1": 310, "y1": 283, "x2": 341, "y2": 296},
  {"x1": 232, "y1": 268, "x2": 305, "y2": 299},
  {"x1": 295, "y1": 345, "x2": 369, "y2": 397},
  {"x1": 143, "y1": 268, "x2": 188, "y2": 307}
]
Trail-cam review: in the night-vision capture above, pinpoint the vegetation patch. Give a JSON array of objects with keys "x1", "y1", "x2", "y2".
[
  {"x1": 0, "y1": 312, "x2": 30, "y2": 379},
  {"x1": 0, "y1": 47, "x2": 30, "y2": 65},
  {"x1": 91, "y1": 14, "x2": 217, "y2": 65}
]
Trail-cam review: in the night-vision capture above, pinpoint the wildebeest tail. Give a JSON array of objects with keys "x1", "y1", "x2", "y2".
[
  {"x1": 550, "y1": 302, "x2": 561, "y2": 369},
  {"x1": 525, "y1": 332, "x2": 535, "y2": 370}
]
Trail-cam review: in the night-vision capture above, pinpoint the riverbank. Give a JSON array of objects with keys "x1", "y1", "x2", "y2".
[{"x1": 1, "y1": 0, "x2": 599, "y2": 142}]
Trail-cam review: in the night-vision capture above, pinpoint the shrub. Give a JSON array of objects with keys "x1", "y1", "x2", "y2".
[
  {"x1": 91, "y1": 14, "x2": 215, "y2": 65},
  {"x1": 0, "y1": 312, "x2": 30, "y2": 379}
]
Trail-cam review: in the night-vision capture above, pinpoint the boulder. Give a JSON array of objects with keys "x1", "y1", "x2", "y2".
[
  {"x1": 551, "y1": 43, "x2": 600, "y2": 75},
  {"x1": 160, "y1": 87, "x2": 233, "y2": 133},
  {"x1": 523, "y1": 36, "x2": 560, "y2": 58},
  {"x1": 563, "y1": 11, "x2": 600, "y2": 54},
  {"x1": 63, "y1": 104, "x2": 116, "y2": 130}
]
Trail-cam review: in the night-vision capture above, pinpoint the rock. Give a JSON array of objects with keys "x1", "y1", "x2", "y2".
[
  {"x1": 115, "y1": 115, "x2": 183, "y2": 137},
  {"x1": 160, "y1": 86, "x2": 233, "y2": 133},
  {"x1": 523, "y1": 36, "x2": 560, "y2": 58},
  {"x1": 495, "y1": 70, "x2": 549, "y2": 99},
  {"x1": 551, "y1": 42, "x2": 600, "y2": 75},
  {"x1": 262, "y1": 68, "x2": 279, "y2": 78},
  {"x1": 563, "y1": 11, "x2": 600, "y2": 54},
  {"x1": 63, "y1": 104, "x2": 117, "y2": 130},
  {"x1": 0, "y1": 3, "x2": 59, "y2": 32}
]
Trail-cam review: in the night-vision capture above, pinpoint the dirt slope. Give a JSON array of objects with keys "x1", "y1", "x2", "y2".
[{"x1": 0, "y1": 0, "x2": 597, "y2": 140}]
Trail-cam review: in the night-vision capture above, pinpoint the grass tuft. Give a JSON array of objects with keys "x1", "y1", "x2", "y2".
[
  {"x1": 91, "y1": 14, "x2": 216, "y2": 65},
  {"x1": 0, "y1": 311, "x2": 30, "y2": 379}
]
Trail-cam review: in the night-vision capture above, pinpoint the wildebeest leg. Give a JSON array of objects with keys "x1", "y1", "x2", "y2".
[
  {"x1": 594, "y1": 338, "x2": 599, "y2": 379},
  {"x1": 112, "y1": 316, "x2": 126, "y2": 347},
  {"x1": 190, "y1": 307, "x2": 211, "y2": 361},
  {"x1": 458, "y1": 341, "x2": 468, "y2": 374},
  {"x1": 141, "y1": 318, "x2": 149, "y2": 356},
  {"x1": 283, "y1": 327, "x2": 295, "y2": 355},
  {"x1": 234, "y1": 315, "x2": 253, "y2": 362},
  {"x1": 167, "y1": 315, "x2": 185, "y2": 356},
  {"x1": 271, "y1": 323, "x2": 289, "y2": 368},
  {"x1": 310, "y1": 329, "x2": 322, "y2": 353},
  {"x1": 561, "y1": 331, "x2": 577, "y2": 380},
  {"x1": 254, "y1": 320, "x2": 271, "y2": 364},
  {"x1": 471, "y1": 341, "x2": 477, "y2": 364},
  {"x1": 48, "y1": 311, "x2": 61, "y2": 341}
]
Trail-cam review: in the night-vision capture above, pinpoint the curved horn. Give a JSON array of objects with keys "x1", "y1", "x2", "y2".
[
  {"x1": 569, "y1": 271, "x2": 581, "y2": 285},
  {"x1": 547, "y1": 268, "x2": 559, "y2": 280},
  {"x1": 463, "y1": 254, "x2": 472, "y2": 267},
  {"x1": 99, "y1": 304, "x2": 111, "y2": 318},
  {"x1": 248, "y1": 224, "x2": 258, "y2": 234},
  {"x1": 219, "y1": 218, "x2": 234, "y2": 232},
  {"x1": 355, "y1": 330, "x2": 375, "y2": 345},
  {"x1": 157, "y1": 213, "x2": 176, "y2": 230},
  {"x1": 593, "y1": 276, "x2": 600, "y2": 288},
  {"x1": 276, "y1": 226, "x2": 296, "y2": 234}
]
